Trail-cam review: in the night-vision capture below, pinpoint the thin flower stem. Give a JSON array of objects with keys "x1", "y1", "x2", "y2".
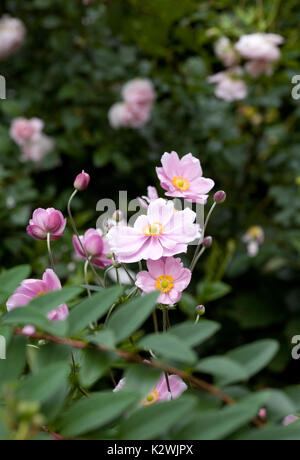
[
  {"x1": 121, "y1": 263, "x2": 135, "y2": 284},
  {"x1": 104, "y1": 265, "x2": 114, "y2": 287},
  {"x1": 189, "y1": 201, "x2": 216, "y2": 271},
  {"x1": 84, "y1": 260, "x2": 91, "y2": 297},
  {"x1": 67, "y1": 189, "x2": 105, "y2": 288},
  {"x1": 152, "y1": 309, "x2": 159, "y2": 333},
  {"x1": 47, "y1": 233, "x2": 55, "y2": 270},
  {"x1": 190, "y1": 247, "x2": 206, "y2": 272},
  {"x1": 162, "y1": 307, "x2": 172, "y2": 396}
]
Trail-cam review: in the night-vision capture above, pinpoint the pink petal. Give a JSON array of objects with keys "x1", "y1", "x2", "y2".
[
  {"x1": 42, "y1": 269, "x2": 62, "y2": 291},
  {"x1": 135, "y1": 271, "x2": 156, "y2": 293},
  {"x1": 146, "y1": 258, "x2": 165, "y2": 278},
  {"x1": 147, "y1": 199, "x2": 175, "y2": 227}
]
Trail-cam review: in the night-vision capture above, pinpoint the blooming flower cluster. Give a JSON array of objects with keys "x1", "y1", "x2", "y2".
[
  {"x1": 108, "y1": 78, "x2": 156, "y2": 129},
  {"x1": 209, "y1": 33, "x2": 284, "y2": 101},
  {"x1": 0, "y1": 15, "x2": 26, "y2": 60},
  {"x1": 10, "y1": 117, "x2": 54, "y2": 163}
]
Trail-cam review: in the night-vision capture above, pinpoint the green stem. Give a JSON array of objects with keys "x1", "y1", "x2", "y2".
[
  {"x1": 121, "y1": 263, "x2": 135, "y2": 284},
  {"x1": 84, "y1": 259, "x2": 91, "y2": 297},
  {"x1": 190, "y1": 201, "x2": 216, "y2": 271},
  {"x1": 162, "y1": 307, "x2": 172, "y2": 397},
  {"x1": 190, "y1": 247, "x2": 206, "y2": 272},
  {"x1": 67, "y1": 189, "x2": 105, "y2": 288},
  {"x1": 47, "y1": 233, "x2": 55, "y2": 270}
]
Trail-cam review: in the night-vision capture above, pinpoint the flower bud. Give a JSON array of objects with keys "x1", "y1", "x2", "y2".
[
  {"x1": 195, "y1": 305, "x2": 205, "y2": 316},
  {"x1": 74, "y1": 170, "x2": 90, "y2": 191},
  {"x1": 203, "y1": 236, "x2": 213, "y2": 248},
  {"x1": 214, "y1": 190, "x2": 226, "y2": 204}
]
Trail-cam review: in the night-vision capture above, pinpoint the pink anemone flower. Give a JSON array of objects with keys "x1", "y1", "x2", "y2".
[
  {"x1": 114, "y1": 374, "x2": 187, "y2": 405},
  {"x1": 156, "y1": 152, "x2": 214, "y2": 204},
  {"x1": 107, "y1": 198, "x2": 200, "y2": 263},
  {"x1": 73, "y1": 228, "x2": 111, "y2": 268},
  {"x1": 6, "y1": 269, "x2": 69, "y2": 332},
  {"x1": 27, "y1": 208, "x2": 66, "y2": 241},
  {"x1": 136, "y1": 257, "x2": 191, "y2": 305}
]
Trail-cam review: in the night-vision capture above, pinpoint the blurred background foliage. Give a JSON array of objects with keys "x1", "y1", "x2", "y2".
[{"x1": 0, "y1": 0, "x2": 300, "y2": 387}]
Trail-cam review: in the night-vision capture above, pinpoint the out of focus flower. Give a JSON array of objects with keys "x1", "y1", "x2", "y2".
[
  {"x1": 73, "y1": 228, "x2": 111, "y2": 268},
  {"x1": 242, "y1": 226, "x2": 264, "y2": 257},
  {"x1": 136, "y1": 257, "x2": 191, "y2": 305},
  {"x1": 20, "y1": 133, "x2": 54, "y2": 163},
  {"x1": 6, "y1": 269, "x2": 69, "y2": 333},
  {"x1": 283, "y1": 415, "x2": 299, "y2": 426},
  {"x1": 138, "y1": 186, "x2": 159, "y2": 209},
  {"x1": 108, "y1": 102, "x2": 151, "y2": 129},
  {"x1": 83, "y1": 0, "x2": 96, "y2": 4},
  {"x1": 208, "y1": 67, "x2": 248, "y2": 101},
  {"x1": 108, "y1": 198, "x2": 200, "y2": 263},
  {"x1": 27, "y1": 208, "x2": 66, "y2": 241},
  {"x1": 214, "y1": 36, "x2": 238, "y2": 67},
  {"x1": 0, "y1": 16, "x2": 26, "y2": 60},
  {"x1": 74, "y1": 170, "x2": 90, "y2": 191},
  {"x1": 114, "y1": 374, "x2": 187, "y2": 405},
  {"x1": 235, "y1": 33, "x2": 284, "y2": 62},
  {"x1": 122, "y1": 78, "x2": 156, "y2": 108},
  {"x1": 245, "y1": 60, "x2": 274, "y2": 78},
  {"x1": 10, "y1": 118, "x2": 44, "y2": 146},
  {"x1": 259, "y1": 408, "x2": 267, "y2": 420},
  {"x1": 156, "y1": 151, "x2": 214, "y2": 204}
]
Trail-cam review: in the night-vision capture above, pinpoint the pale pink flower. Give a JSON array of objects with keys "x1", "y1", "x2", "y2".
[
  {"x1": 27, "y1": 208, "x2": 66, "y2": 241},
  {"x1": 108, "y1": 102, "x2": 151, "y2": 129},
  {"x1": 138, "y1": 186, "x2": 159, "y2": 209},
  {"x1": 83, "y1": 0, "x2": 96, "y2": 4},
  {"x1": 6, "y1": 269, "x2": 69, "y2": 333},
  {"x1": 107, "y1": 198, "x2": 200, "y2": 263},
  {"x1": 136, "y1": 257, "x2": 191, "y2": 305},
  {"x1": 214, "y1": 36, "x2": 238, "y2": 67},
  {"x1": 20, "y1": 133, "x2": 54, "y2": 163},
  {"x1": 122, "y1": 78, "x2": 156, "y2": 108},
  {"x1": 245, "y1": 59, "x2": 274, "y2": 78},
  {"x1": 10, "y1": 118, "x2": 44, "y2": 146},
  {"x1": 73, "y1": 228, "x2": 111, "y2": 268},
  {"x1": 208, "y1": 68, "x2": 248, "y2": 102},
  {"x1": 283, "y1": 415, "x2": 299, "y2": 426},
  {"x1": 235, "y1": 33, "x2": 284, "y2": 62},
  {"x1": 0, "y1": 16, "x2": 26, "y2": 60},
  {"x1": 242, "y1": 226, "x2": 264, "y2": 257},
  {"x1": 156, "y1": 151, "x2": 214, "y2": 204},
  {"x1": 114, "y1": 374, "x2": 187, "y2": 405}
]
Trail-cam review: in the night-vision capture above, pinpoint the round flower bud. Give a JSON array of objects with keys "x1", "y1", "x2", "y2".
[
  {"x1": 196, "y1": 305, "x2": 205, "y2": 316},
  {"x1": 214, "y1": 190, "x2": 226, "y2": 204},
  {"x1": 203, "y1": 236, "x2": 213, "y2": 248},
  {"x1": 74, "y1": 170, "x2": 90, "y2": 191}
]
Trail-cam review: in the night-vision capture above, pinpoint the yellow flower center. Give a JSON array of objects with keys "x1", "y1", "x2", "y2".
[
  {"x1": 172, "y1": 176, "x2": 190, "y2": 192},
  {"x1": 248, "y1": 226, "x2": 263, "y2": 240},
  {"x1": 155, "y1": 275, "x2": 174, "y2": 293},
  {"x1": 36, "y1": 291, "x2": 46, "y2": 297},
  {"x1": 143, "y1": 222, "x2": 164, "y2": 237},
  {"x1": 143, "y1": 389, "x2": 159, "y2": 406}
]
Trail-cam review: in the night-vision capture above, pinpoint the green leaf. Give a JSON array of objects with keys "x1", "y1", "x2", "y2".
[
  {"x1": 68, "y1": 286, "x2": 123, "y2": 336},
  {"x1": 118, "y1": 395, "x2": 197, "y2": 440},
  {"x1": 238, "y1": 421, "x2": 300, "y2": 440},
  {"x1": 138, "y1": 332, "x2": 197, "y2": 364},
  {"x1": 28, "y1": 287, "x2": 83, "y2": 314},
  {"x1": 107, "y1": 292, "x2": 158, "y2": 344},
  {"x1": 87, "y1": 329, "x2": 116, "y2": 348},
  {"x1": 59, "y1": 391, "x2": 139, "y2": 437},
  {"x1": 195, "y1": 356, "x2": 248, "y2": 386},
  {"x1": 226, "y1": 339, "x2": 279, "y2": 379},
  {"x1": 123, "y1": 364, "x2": 162, "y2": 399},
  {"x1": 263, "y1": 389, "x2": 296, "y2": 422},
  {"x1": 169, "y1": 320, "x2": 220, "y2": 347},
  {"x1": 0, "y1": 336, "x2": 27, "y2": 388},
  {"x1": 174, "y1": 391, "x2": 270, "y2": 440},
  {"x1": 2, "y1": 307, "x2": 68, "y2": 337},
  {"x1": 197, "y1": 281, "x2": 231, "y2": 303},
  {"x1": 0, "y1": 265, "x2": 31, "y2": 299},
  {"x1": 79, "y1": 348, "x2": 114, "y2": 388},
  {"x1": 17, "y1": 362, "x2": 70, "y2": 403}
]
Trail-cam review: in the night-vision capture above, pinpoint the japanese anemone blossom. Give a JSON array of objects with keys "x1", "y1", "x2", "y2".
[
  {"x1": 0, "y1": 16, "x2": 26, "y2": 60},
  {"x1": 114, "y1": 374, "x2": 187, "y2": 405},
  {"x1": 107, "y1": 198, "x2": 200, "y2": 263},
  {"x1": 20, "y1": 133, "x2": 54, "y2": 163},
  {"x1": 135, "y1": 257, "x2": 191, "y2": 305},
  {"x1": 208, "y1": 68, "x2": 248, "y2": 102},
  {"x1": 138, "y1": 186, "x2": 159, "y2": 209},
  {"x1": 156, "y1": 152, "x2": 215, "y2": 204},
  {"x1": 73, "y1": 228, "x2": 111, "y2": 268},
  {"x1": 122, "y1": 78, "x2": 156, "y2": 108},
  {"x1": 27, "y1": 208, "x2": 66, "y2": 241},
  {"x1": 108, "y1": 102, "x2": 151, "y2": 129},
  {"x1": 245, "y1": 59, "x2": 274, "y2": 78},
  {"x1": 10, "y1": 117, "x2": 44, "y2": 146},
  {"x1": 6, "y1": 269, "x2": 69, "y2": 323},
  {"x1": 242, "y1": 226, "x2": 264, "y2": 257},
  {"x1": 214, "y1": 36, "x2": 238, "y2": 67},
  {"x1": 235, "y1": 33, "x2": 284, "y2": 62}
]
